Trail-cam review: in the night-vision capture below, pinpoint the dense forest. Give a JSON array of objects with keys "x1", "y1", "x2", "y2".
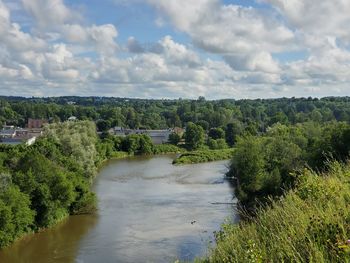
[
  {"x1": 1, "y1": 96, "x2": 350, "y2": 134},
  {"x1": 0, "y1": 122, "x2": 98, "y2": 247}
]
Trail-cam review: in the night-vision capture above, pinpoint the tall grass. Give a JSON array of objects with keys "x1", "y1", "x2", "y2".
[
  {"x1": 152, "y1": 144, "x2": 185, "y2": 154},
  {"x1": 173, "y1": 149, "x2": 235, "y2": 165},
  {"x1": 200, "y1": 161, "x2": 350, "y2": 263}
]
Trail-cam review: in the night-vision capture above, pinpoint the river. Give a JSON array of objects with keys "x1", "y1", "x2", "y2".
[{"x1": 0, "y1": 155, "x2": 237, "y2": 263}]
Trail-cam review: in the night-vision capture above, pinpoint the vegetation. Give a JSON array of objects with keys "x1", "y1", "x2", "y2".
[
  {"x1": 2, "y1": 96, "x2": 350, "y2": 138},
  {"x1": 98, "y1": 133, "x2": 184, "y2": 158},
  {"x1": 228, "y1": 122, "x2": 350, "y2": 208},
  {"x1": 0, "y1": 121, "x2": 98, "y2": 247},
  {"x1": 173, "y1": 149, "x2": 235, "y2": 165},
  {"x1": 152, "y1": 144, "x2": 184, "y2": 155},
  {"x1": 184, "y1": 122, "x2": 205, "y2": 150},
  {"x1": 201, "y1": 161, "x2": 350, "y2": 263},
  {"x1": 2, "y1": 95, "x2": 350, "y2": 259}
]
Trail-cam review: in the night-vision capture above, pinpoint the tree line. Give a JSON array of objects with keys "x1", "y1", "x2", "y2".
[{"x1": 1, "y1": 96, "x2": 350, "y2": 132}]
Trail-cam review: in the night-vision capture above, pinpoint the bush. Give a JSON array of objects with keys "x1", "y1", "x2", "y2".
[
  {"x1": 201, "y1": 161, "x2": 350, "y2": 263},
  {"x1": 152, "y1": 144, "x2": 184, "y2": 154},
  {"x1": 173, "y1": 148, "x2": 234, "y2": 165}
]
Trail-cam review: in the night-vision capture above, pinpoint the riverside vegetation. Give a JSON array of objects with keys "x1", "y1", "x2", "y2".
[
  {"x1": 201, "y1": 161, "x2": 350, "y2": 263},
  {"x1": 0, "y1": 121, "x2": 98, "y2": 247},
  {"x1": 173, "y1": 149, "x2": 235, "y2": 165},
  {"x1": 0, "y1": 120, "x2": 226, "y2": 248},
  {"x1": 200, "y1": 121, "x2": 350, "y2": 262},
  {"x1": 2, "y1": 96, "x2": 350, "y2": 260}
]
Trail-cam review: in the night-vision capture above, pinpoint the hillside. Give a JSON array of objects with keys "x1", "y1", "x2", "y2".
[{"x1": 201, "y1": 161, "x2": 350, "y2": 262}]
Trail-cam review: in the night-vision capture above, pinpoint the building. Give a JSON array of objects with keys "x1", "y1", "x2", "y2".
[
  {"x1": 2, "y1": 125, "x2": 15, "y2": 130},
  {"x1": 173, "y1": 127, "x2": 185, "y2": 136},
  {"x1": 0, "y1": 129, "x2": 16, "y2": 138},
  {"x1": 113, "y1": 127, "x2": 173, "y2": 144},
  {"x1": 68, "y1": 116, "x2": 77, "y2": 121},
  {"x1": 27, "y1": 119, "x2": 47, "y2": 129},
  {"x1": 0, "y1": 125, "x2": 42, "y2": 146}
]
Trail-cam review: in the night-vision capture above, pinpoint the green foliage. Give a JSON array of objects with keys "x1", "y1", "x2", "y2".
[
  {"x1": 207, "y1": 138, "x2": 228, "y2": 150},
  {"x1": 208, "y1": 128, "x2": 225, "y2": 140},
  {"x1": 173, "y1": 148, "x2": 235, "y2": 165},
  {"x1": 44, "y1": 121, "x2": 98, "y2": 179},
  {"x1": 229, "y1": 122, "x2": 350, "y2": 208},
  {"x1": 121, "y1": 134, "x2": 154, "y2": 154},
  {"x1": 152, "y1": 144, "x2": 184, "y2": 154},
  {"x1": 201, "y1": 162, "x2": 350, "y2": 263},
  {"x1": 168, "y1": 132, "x2": 181, "y2": 145},
  {"x1": 225, "y1": 121, "x2": 244, "y2": 146},
  {"x1": 1, "y1": 96, "x2": 350, "y2": 133},
  {"x1": 196, "y1": 120, "x2": 209, "y2": 131},
  {"x1": 229, "y1": 127, "x2": 304, "y2": 206},
  {"x1": 96, "y1": 119, "x2": 111, "y2": 131},
  {"x1": 0, "y1": 121, "x2": 98, "y2": 247},
  {"x1": 184, "y1": 122, "x2": 205, "y2": 150},
  {"x1": 0, "y1": 186, "x2": 35, "y2": 247}
]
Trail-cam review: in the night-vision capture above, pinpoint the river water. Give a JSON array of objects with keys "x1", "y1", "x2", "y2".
[{"x1": 0, "y1": 155, "x2": 237, "y2": 263}]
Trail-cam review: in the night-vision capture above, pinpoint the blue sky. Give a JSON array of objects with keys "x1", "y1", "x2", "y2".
[{"x1": 0, "y1": 0, "x2": 349, "y2": 99}]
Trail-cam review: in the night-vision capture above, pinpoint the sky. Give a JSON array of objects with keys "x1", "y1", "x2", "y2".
[{"x1": 0, "y1": 0, "x2": 350, "y2": 99}]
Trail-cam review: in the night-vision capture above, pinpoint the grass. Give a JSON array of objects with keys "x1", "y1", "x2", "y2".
[
  {"x1": 173, "y1": 148, "x2": 235, "y2": 165},
  {"x1": 152, "y1": 144, "x2": 185, "y2": 154},
  {"x1": 109, "y1": 151, "x2": 131, "y2": 159},
  {"x1": 199, "y1": 161, "x2": 350, "y2": 263}
]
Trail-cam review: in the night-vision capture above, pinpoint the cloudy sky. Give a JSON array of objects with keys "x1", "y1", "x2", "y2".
[{"x1": 0, "y1": 0, "x2": 350, "y2": 99}]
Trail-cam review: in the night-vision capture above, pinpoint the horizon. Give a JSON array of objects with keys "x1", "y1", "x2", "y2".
[
  {"x1": 2, "y1": 95, "x2": 350, "y2": 102},
  {"x1": 1, "y1": 0, "x2": 350, "y2": 99}
]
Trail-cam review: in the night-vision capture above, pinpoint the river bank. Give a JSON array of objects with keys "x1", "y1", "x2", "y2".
[
  {"x1": 173, "y1": 148, "x2": 235, "y2": 165},
  {"x1": 0, "y1": 155, "x2": 237, "y2": 263}
]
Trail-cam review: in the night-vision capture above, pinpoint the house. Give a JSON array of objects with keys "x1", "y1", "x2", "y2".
[
  {"x1": 0, "y1": 126, "x2": 41, "y2": 146},
  {"x1": 112, "y1": 127, "x2": 172, "y2": 144},
  {"x1": 173, "y1": 127, "x2": 185, "y2": 136},
  {"x1": 68, "y1": 116, "x2": 77, "y2": 121},
  {"x1": 0, "y1": 129, "x2": 16, "y2": 138},
  {"x1": 27, "y1": 119, "x2": 47, "y2": 129},
  {"x1": 0, "y1": 136, "x2": 37, "y2": 146},
  {"x1": 2, "y1": 125, "x2": 15, "y2": 130}
]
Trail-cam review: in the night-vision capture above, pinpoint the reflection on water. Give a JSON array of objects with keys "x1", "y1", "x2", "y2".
[
  {"x1": 0, "y1": 155, "x2": 237, "y2": 263},
  {"x1": 0, "y1": 215, "x2": 98, "y2": 263}
]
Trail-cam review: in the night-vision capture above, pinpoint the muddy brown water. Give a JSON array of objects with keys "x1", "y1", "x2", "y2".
[{"x1": 0, "y1": 155, "x2": 237, "y2": 263}]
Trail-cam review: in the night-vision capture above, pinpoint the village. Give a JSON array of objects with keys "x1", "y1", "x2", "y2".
[
  {"x1": 0, "y1": 119, "x2": 46, "y2": 146},
  {"x1": 0, "y1": 117, "x2": 184, "y2": 146}
]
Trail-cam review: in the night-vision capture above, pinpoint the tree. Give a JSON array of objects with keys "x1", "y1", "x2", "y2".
[
  {"x1": 0, "y1": 186, "x2": 35, "y2": 247},
  {"x1": 138, "y1": 134, "x2": 153, "y2": 154},
  {"x1": 184, "y1": 122, "x2": 205, "y2": 150},
  {"x1": 96, "y1": 120, "x2": 111, "y2": 131},
  {"x1": 207, "y1": 138, "x2": 228, "y2": 150},
  {"x1": 208, "y1": 128, "x2": 225, "y2": 140},
  {"x1": 122, "y1": 134, "x2": 140, "y2": 154},
  {"x1": 225, "y1": 121, "x2": 244, "y2": 146},
  {"x1": 168, "y1": 132, "x2": 181, "y2": 145},
  {"x1": 196, "y1": 120, "x2": 209, "y2": 131}
]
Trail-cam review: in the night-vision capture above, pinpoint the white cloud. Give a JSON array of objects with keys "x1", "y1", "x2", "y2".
[
  {"x1": 263, "y1": 0, "x2": 350, "y2": 44},
  {"x1": 224, "y1": 51, "x2": 281, "y2": 73},
  {"x1": 21, "y1": 0, "x2": 79, "y2": 29},
  {"x1": 148, "y1": 0, "x2": 295, "y2": 54},
  {"x1": 21, "y1": 0, "x2": 118, "y2": 57},
  {"x1": 1, "y1": 0, "x2": 350, "y2": 98}
]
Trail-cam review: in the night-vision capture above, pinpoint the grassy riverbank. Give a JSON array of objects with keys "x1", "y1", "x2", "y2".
[
  {"x1": 173, "y1": 148, "x2": 235, "y2": 165},
  {"x1": 200, "y1": 161, "x2": 350, "y2": 262},
  {"x1": 152, "y1": 144, "x2": 185, "y2": 154}
]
